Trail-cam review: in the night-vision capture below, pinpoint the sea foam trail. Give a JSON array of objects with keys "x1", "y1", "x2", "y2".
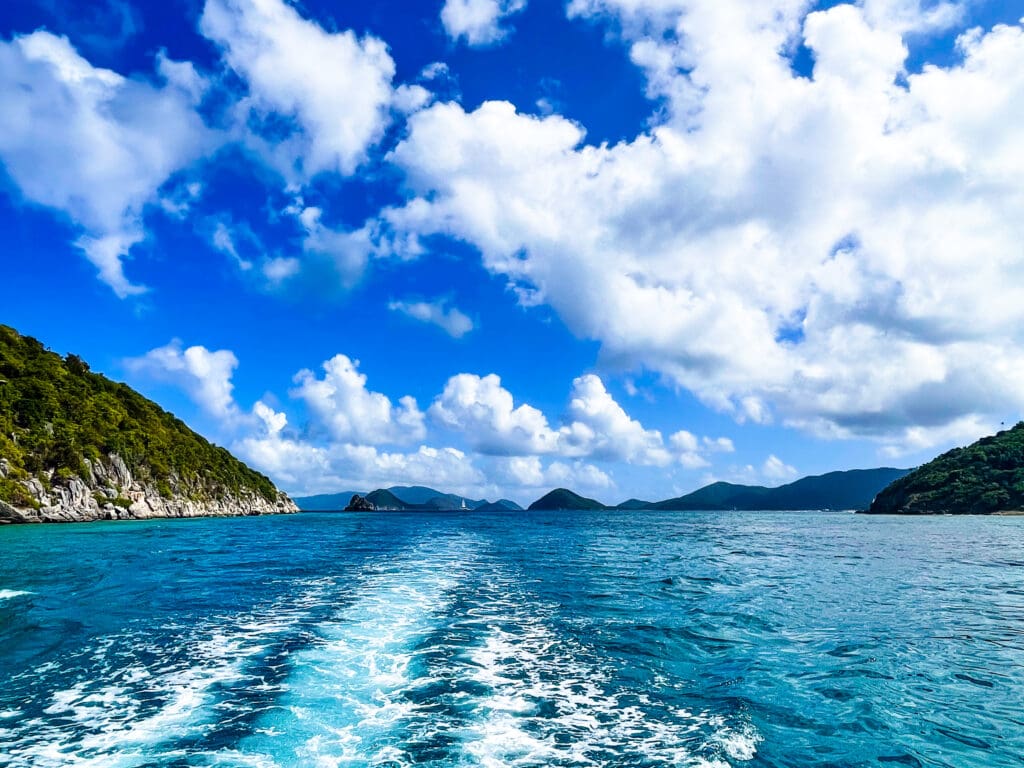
[
  {"x1": 450, "y1": 569, "x2": 762, "y2": 768},
  {"x1": 0, "y1": 589, "x2": 32, "y2": 601},
  {"x1": 0, "y1": 579, "x2": 337, "y2": 768},
  {"x1": 234, "y1": 533, "x2": 482, "y2": 767}
]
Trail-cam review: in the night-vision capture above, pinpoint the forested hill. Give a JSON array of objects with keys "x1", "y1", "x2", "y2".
[
  {"x1": 867, "y1": 423, "x2": 1024, "y2": 514},
  {"x1": 0, "y1": 324, "x2": 295, "y2": 523}
]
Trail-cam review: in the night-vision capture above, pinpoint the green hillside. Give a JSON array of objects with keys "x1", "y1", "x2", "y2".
[
  {"x1": 528, "y1": 488, "x2": 606, "y2": 511},
  {"x1": 868, "y1": 424, "x2": 1024, "y2": 514},
  {"x1": 0, "y1": 324, "x2": 277, "y2": 508},
  {"x1": 653, "y1": 469, "x2": 909, "y2": 511}
]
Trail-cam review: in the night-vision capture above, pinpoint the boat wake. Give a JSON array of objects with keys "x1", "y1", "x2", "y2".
[{"x1": 1, "y1": 534, "x2": 760, "y2": 767}]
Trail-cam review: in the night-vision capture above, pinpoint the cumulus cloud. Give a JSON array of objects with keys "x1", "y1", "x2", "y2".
[
  {"x1": 430, "y1": 373, "x2": 559, "y2": 455},
  {"x1": 490, "y1": 456, "x2": 612, "y2": 493},
  {"x1": 292, "y1": 354, "x2": 426, "y2": 445},
  {"x1": 383, "y1": 5, "x2": 1024, "y2": 454},
  {"x1": 430, "y1": 371, "x2": 728, "y2": 466},
  {"x1": 236, "y1": 419, "x2": 485, "y2": 496},
  {"x1": 441, "y1": 0, "x2": 527, "y2": 47},
  {"x1": 126, "y1": 341, "x2": 242, "y2": 423},
  {"x1": 762, "y1": 453, "x2": 799, "y2": 482},
  {"x1": 200, "y1": 0, "x2": 398, "y2": 180},
  {"x1": 389, "y1": 298, "x2": 475, "y2": 338},
  {"x1": 0, "y1": 31, "x2": 212, "y2": 297}
]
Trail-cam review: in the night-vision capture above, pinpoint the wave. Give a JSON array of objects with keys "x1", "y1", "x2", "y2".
[
  {"x1": 0, "y1": 578, "x2": 338, "y2": 768},
  {"x1": 0, "y1": 589, "x2": 32, "y2": 601},
  {"x1": 450, "y1": 570, "x2": 762, "y2": 768},
  {"x1": 235, "y1": 533, "x2": 483, "y2": 767}
]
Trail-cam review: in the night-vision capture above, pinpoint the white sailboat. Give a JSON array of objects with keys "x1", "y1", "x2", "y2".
[{"x1": 460, "y1": 498, "x2": 468, "y2": 510}]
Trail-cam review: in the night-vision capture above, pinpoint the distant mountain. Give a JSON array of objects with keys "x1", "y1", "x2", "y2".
[
  {"x1": 365, "y1": 489, "x2": 411, "y2": 510},
  {"x1": 293, "y1": 491, "x2": 363, "y2": 511},
  {"x1": 868, "y1": 424, "x2": 1024, "y2": 514},
  {"x1": 528, "y1": 488, "x2": 607, "y2": 511},
  {"x1": 653, "y1": 468, "x2": 911, "y2": 511},
  {"x1": 616, "y1": 498, "x2": 654, "y2": 510},
  {"x1": 475, "y1": 499, "x2": 524, "y2": 512},
  {"x1": 388, "y1": 485, "x2": 486, "y2": 508},
  {"x1": 295, "y1": 485, "x2": 485, "y2": 511}
]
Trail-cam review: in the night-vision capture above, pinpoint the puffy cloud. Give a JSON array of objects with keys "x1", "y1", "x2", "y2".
[
  {"x1": 292, "y1": 354, "x2": 426, "y2": 445},
  {"x1": 762, "y1": 453, "x2": 799, "y2": 482},
  {"x1": 383, "y1": 6, "x2": 1024, "y2": 453},
  {"x1": 200, "y1": 0, "x2": 398, "y2": 179},
  {"x1": 126, "y1": 341, "x2": 241, "y2": 423},
  {"x1": 441, "y1": 0, "x2": 527, "y2": 47},
  {"x1": 0, "y1": 31, "x2": 212, "y2": 297},
  {"x1": 430, "y1": 373, "x2": 559, "y2": 455},
  {"x1": 561, "y1": 374, "x2": 671, "y2": 465},
  {"x1": 389, "y1": 298, "x2": 475, "y2": 338},
  {"x1": 430, "y1": 371, "x2": 728, "y2": 466},
  {"x1": 489, "y1": 456, "x2": 613, "y2": 493},
  {"x1": 236, "y1": 426, "x2": 485, "y2": 496}
]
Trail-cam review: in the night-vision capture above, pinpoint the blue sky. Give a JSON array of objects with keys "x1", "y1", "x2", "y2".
[{"x1": 2, "y1": 0, "x2": 1023, "y2": 504}]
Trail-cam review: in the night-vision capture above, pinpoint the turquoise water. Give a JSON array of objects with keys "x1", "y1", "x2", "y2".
[{"x1": 0, "y1": 511, "x2": 1022, "y2": 767}]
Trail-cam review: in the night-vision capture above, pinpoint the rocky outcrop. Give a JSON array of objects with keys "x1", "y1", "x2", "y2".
[
  {"x1": 343, "y1": 494, "x2": 376, "y2": 512},
  {"x1": 0, "y1": 454, "x2": 298, "y2": 525}
]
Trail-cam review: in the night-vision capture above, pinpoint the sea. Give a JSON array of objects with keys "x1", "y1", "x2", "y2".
[{"x1": 0, "y1": 510, "x2": 1022, "y2": 768}]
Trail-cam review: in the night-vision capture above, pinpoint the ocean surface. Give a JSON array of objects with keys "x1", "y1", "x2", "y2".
[{"x1": 0, "y1": 511, "x2": 1022, "y2": 768}]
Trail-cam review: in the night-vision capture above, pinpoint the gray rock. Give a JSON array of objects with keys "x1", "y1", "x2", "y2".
[{"x1": 0, "y1": 453, "x2": 298, "y2": 525}]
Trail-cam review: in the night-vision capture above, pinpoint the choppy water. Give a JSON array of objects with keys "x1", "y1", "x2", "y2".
[{"x1": 1, "y1": 511, "x2": 1022, "y2": 767}]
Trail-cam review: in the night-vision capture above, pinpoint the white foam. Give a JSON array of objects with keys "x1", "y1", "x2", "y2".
[
  {"x1": 1, "y1": 578, "x2": 338, "y2": 768},
  {"x1": 0, "y1": 589, "x2": 32, "y2": 601},
  {"x1": 454, "y1": 568, "x2": 762, "y2": 767},
  {"x1": 238, "y1": 534, "x2": 483, "y2": 766}
]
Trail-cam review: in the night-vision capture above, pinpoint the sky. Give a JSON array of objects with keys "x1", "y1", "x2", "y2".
[{"x1": 2, "y1": 0, "x2": 1023, "y2": 505}]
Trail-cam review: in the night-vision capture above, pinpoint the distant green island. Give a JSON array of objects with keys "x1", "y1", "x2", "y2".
[
  {"x1": 297, "y1": 467, "x2": 910, "y2": 513},
  {"x1": 867, "y1": 422, "x2": 1024, "y2": 514},
  {"x1": 0, "y1": 325, "x2": 295, "y2": 524}
]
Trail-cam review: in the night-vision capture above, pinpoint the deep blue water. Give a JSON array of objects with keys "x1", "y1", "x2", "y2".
[{"x1": 0, "y1": 510, "x2": 1022, "y2": 768}]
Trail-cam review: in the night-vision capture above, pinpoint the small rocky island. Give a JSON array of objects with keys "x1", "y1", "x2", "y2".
[
  {"x1": 0, "y1": 325, "x2": 296, "y2": 524},
  {"x1": 867, "y1": 422, "x2": 1024, "y2": 514}
]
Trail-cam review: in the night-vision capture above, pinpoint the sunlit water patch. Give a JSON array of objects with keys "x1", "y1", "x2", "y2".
[{"x1": 1, "y1": 511, "x2": 1023, "y2": 767}]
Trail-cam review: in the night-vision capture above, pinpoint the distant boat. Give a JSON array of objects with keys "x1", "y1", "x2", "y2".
[{"x1": 460, "y1": 498, "x2": 468, "y2": 510}]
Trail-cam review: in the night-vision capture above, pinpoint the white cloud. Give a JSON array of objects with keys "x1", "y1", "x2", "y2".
[
  {"x1": 262, "y1": 256, "x2": 301, "y2": 283},
  {"x1": 291, "y1": 354, "x2": 426, "y2": 445},
  {"x1": 430, "y1": 371, "x2": 728, "y2": 467},
  {"x1": 441, "y1": 0, "x2": 527, "y2": 47},
  {"x1": 490, "y1": 456, "x2": 612, "y2": 493},
  {"x1": 209, "y1": 220, "x2": 254, "y2": 270},
  {"x1": 293, "y1": 206, "x2": 373, "y2": 289},
  {"x1": 762, "y1": 454, "x2": 799, "y2": 482},
  {"x1": 389, "y1": 298, "x2": 475, "y2": 338},
  {"x1": 0, "y1": 31, "x2": 212, "y2": 297},
  {"x1": 383, "y1": 7, "x2": 1024, "y2": 454},
  {"x1": 561, "y1": 374, "x2": 671, "y2": 464},
  {"x1": 126, "y1": 341, "x2": 241, "y2": 423},
  {"x1": 200, "y1": 0, "x2": 398, "y2": 180},
  {"x1": 430, "y1": 373, "x2": 559, "y2": 455}
]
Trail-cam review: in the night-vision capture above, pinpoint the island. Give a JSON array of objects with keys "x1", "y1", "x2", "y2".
[
  {"x1": 0, "y1": 325, "x2": 296, "y2": 524},
  {"x1": 866, "y1": 422, "x2": 1024, "y2": 514},
  {"x1": 528, "y1": 488, "x2": 607, "y2": 510}
]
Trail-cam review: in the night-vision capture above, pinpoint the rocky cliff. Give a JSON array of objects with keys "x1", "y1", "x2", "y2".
[
  {"x1": 0, "y1": 324, "x2": 297, "y2": 524},
  {"x1": 0, "y1": 454, "x2": 296, "y2": 524}
]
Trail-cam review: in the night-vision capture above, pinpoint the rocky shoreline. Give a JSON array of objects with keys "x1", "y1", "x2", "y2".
[{"x1": 0, "y1": 454, "x2": 297, "y2": 525}]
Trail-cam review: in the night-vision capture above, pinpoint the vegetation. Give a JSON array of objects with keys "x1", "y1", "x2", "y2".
[
  {"x1": 868, "y1": 424, "x2": 1024, "y2": 514},
  {"x1": 0, "y1": 325, "x2": 277, "y2": 506},
  {"x1": 653, "y1": 468, "x2": 910, "y2": 511},
  {"x1": 528, "y1": 488, "x2": 607, "y2": 511}
]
